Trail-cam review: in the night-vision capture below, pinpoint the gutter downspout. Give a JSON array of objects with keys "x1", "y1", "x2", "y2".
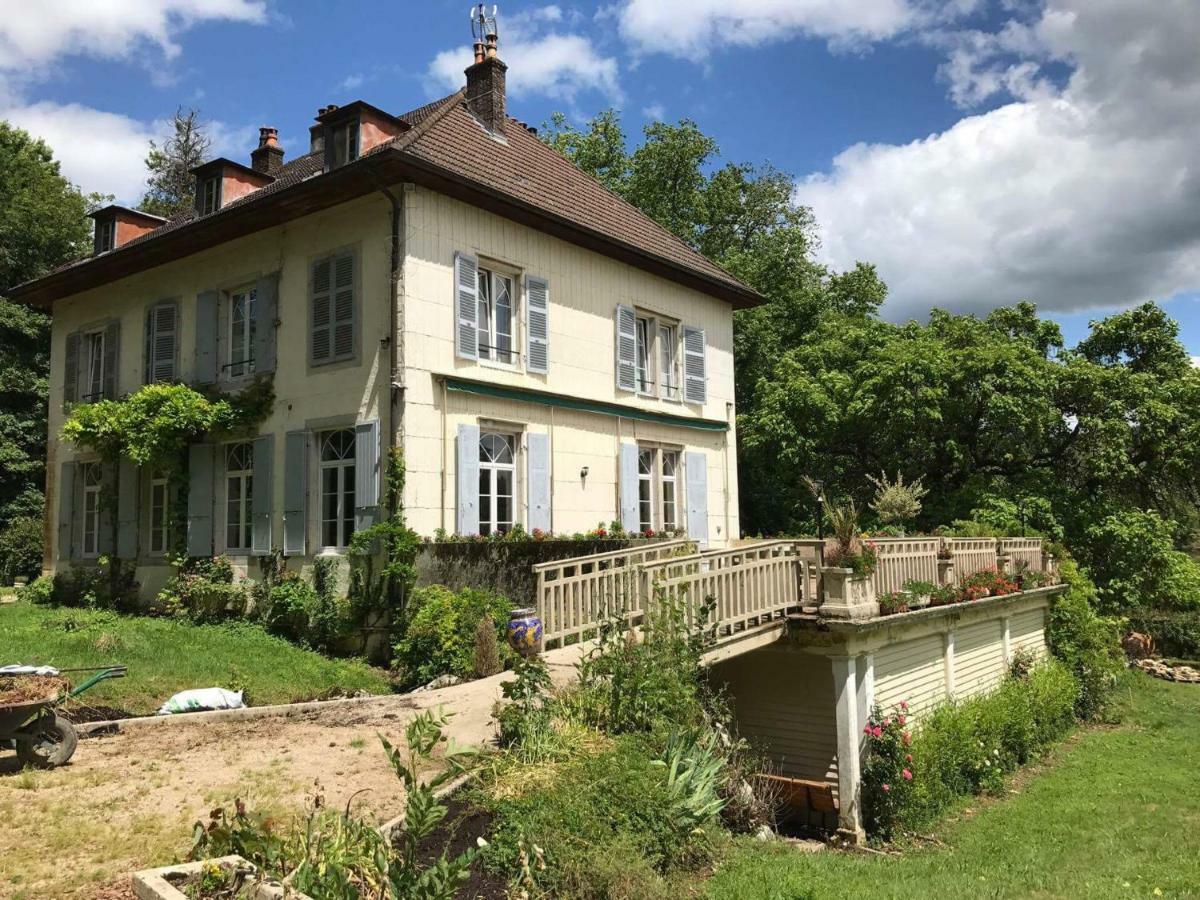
[{"x1": 377, "y1": 184, "x2": 405, "y2": 514}]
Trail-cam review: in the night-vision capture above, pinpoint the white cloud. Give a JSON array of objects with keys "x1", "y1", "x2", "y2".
[
  {"x1": 616, "y1": 0, "x2": 968, "y2": 57},
  {"x1": 426, "y1": 5, "x2": 621, "y2": 105},
  {"x1": 340, "y1": 73, "x2": 365, "y2": 91},
  {"x1": 3, "y1": 102, "x2": 253, "y2": 205},
  {"x1": 642, "y1": 103, "x2": 665, "y2": 121},
  {"x1": 793, "y1": 0, "x2": 1200, "y2": 320}
]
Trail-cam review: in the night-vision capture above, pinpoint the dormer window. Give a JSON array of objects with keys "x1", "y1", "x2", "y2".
[
  {"x1": 330, "y1": 120, "x2": 359, "y2": 168},
  {"x1": 95, "y1": 218, "x2": 116, "y2": 253},
  {"x1": 200, "y1": 176, "x2": 221, "y2": 215}
]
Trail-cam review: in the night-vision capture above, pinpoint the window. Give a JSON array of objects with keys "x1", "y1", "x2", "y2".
[
  {"x1": 479, "y1": 432, "x2": 515, "y2": 536},
  {"x1": 477, "y1": 267, "x2": 516, "y2": 365},
  {"x1": 635, "y1": 446, "x2": 682, "y2": 534},
  {"x1": 659, "y1": 324, "x2": 679, "y2": 400},
  {"x1": 319, "y1": 429, "x2": 356, "y2": 549},
  {"x1": 83, "y1": 330, "x2": 106, "y2": 402},
  {"x1": 661, "y1": 451, "x2": 679, "y2": 531},
  {"x1": 81, "y1": 462, "x2": 102, "y2": 557},
  {"x1": 200, "y1": 177, "x2": 220, "y2": 215},
  {"x1": 638, "y1": 448, "x2": 655, "y2": 532},
  {"x1": 311, "y1": 252, "x2": 356, "y2": 365},
  {"x1": 330, "y1": 120, "x2": 359, "y2": 168},
  {"x1": 635, "y1": 316, "x2": 652, "y2": 394},
  {"x1": 149, "y1": 470, "x2": 169, "y2": 555},
  {"x1": 225, "y1": 443, "x2": 254, "y2": 552},
  {"x1": 228, "y1": 287, "x2": 257, "y2": 377},
  {"x1": 95, "y1": 219, "x2": 115, "y2": 253}
]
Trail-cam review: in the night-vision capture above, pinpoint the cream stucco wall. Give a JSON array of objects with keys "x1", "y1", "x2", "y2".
[{"x1": 400, "y1": 185, "x2": 740, "y2": 543}]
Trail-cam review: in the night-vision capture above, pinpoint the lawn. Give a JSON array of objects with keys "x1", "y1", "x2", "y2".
[
  {"x1": 706, "y1": 673, "x2": 1200, "y2": 899},
  {"x1": 0, "y1": 601, "x2": 393, "y2": 714}
]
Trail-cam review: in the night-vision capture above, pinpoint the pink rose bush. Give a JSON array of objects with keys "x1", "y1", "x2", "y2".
[{"x1": 861, "y1": 701, "x2": 917, "y2": 839}]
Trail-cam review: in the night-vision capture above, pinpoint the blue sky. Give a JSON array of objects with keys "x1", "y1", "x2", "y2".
[{"x1": 3, "y1": 1, "x2": 1199, "y2": 356}]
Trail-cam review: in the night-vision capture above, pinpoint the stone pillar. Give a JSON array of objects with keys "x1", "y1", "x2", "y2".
[
  {"x1": 937, "y1": 556, "x2": 955, "y2": 588},
  {"x1": 832, "y1": 655, "x2": 865, "y2": 842}
]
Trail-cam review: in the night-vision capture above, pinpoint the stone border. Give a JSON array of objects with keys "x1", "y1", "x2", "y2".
[{"x1": 132, "y1": 855, "x2": 313, "y2": 900}]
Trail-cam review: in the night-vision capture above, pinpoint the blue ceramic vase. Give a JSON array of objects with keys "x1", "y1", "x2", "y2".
[{"x1": 507, "y1": 608, "x2": 543, "y2": 657}]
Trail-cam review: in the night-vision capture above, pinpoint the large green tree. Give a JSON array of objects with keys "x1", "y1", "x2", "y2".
[{"x1": 0, "y1": 123, "x2": 95, "y2": 536}]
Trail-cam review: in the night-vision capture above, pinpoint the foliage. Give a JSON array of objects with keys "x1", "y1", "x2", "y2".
[
  {"x1": 140, "y1": 107, "x2": 211, "y2": 218},
  {"x1": 0, "y1": 516, "x2": 43, "y2": 584},
  {"x1": 574, "y1": 586, "x2": 714, "y2": 735},
  {"x1": 0, "y1": 300, "x2": 52, "y2": 532},
  {"x1": 653, "y1": 729, "x2": 728, "y2": 836},
  {"x1": 481, "y1": 733, "x2": 717, "y2": 897},
  {"x1": 48, "y1": 557, "x2": 139, "y2": 611},
  {"x1": 159, "y1": 555, "x2": 248, "y2": 623},
  {"x1": 21, "y1": 574, "x2": 53, "y2": 605},
  {"x1": 862, "y1": 662, "x2": 1079, "y2": 839},
  {"x1": 967, "y1": 495, "x2": 1064, "y2": 541},
  {"x1": 1126, "y1": 608, "x2": 1200, "y2": 660},
  {"x1": 867, "y1": 471, "x2": 928, "y2": 527},
  {"x1": 471, "y1": 614, "x2": 502, "y2": 678},
  {"x1": 1046, "y1": 558, "x2": 1127, "y2": 719},
  {"x1": 308, "y1": 556, "x2": 346, "y2": 655},
  {"x1": 1079, "y1": 509, "x2": 1200, "y2": 612},
  {"x1": 0, "y1": 602, "x2": 389, "y2": 714},
  {"x1": 393, "y1": 585, "x2": 512, "y2": 688},
  {"x1": 496, "y1": 653, "x2": 554, "y2": 751},
  {"x1": 822, "y1": 499, "x2": 879, "y2": 577},
  {"x1": 348, "y1": 449, "x2": 421, "y2": 637},
  {"x1": 262, "y1": 571, "x2": 320, "y2": 644}
]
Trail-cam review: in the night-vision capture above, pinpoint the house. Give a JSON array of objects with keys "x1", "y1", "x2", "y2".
[{"x1": 7, "y1": 17, "x2": 759, "y2": 595}]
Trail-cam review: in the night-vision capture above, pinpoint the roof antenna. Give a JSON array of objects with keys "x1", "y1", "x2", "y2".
[{"x1": 470, "y1": 4, "x2": 499, "y2": 62}]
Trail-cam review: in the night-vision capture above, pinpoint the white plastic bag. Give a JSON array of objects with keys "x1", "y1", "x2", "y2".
[{"x1": 156, "y1": 687, "x2": 245, "y2": 716}]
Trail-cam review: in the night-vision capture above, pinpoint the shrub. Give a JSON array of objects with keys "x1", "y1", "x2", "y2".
[
  {"x1": 862, "y1": 661, "x2": 1079, "y2": 838},
  {"x1": 393, "y1": 585, "x2": 512, "y2": 687},
  {"x1": 21, "y1": 574, "x2": 54, "y2": 605},
  {"x1": 472, "y1": 613, "x2": 502, "y2": 678},
  {"x1": 481, "y1": 734, "x2": 716, "y2": 896},
  {"x1": 1081, "y1": 509, "x2": 1200, "y2": 612},
  {"x1": 262, "y1": 573, "x2": 319, "y2": 645},
  {"x1": 0, "y1": 517, "x2": 43, "y2": 585},
  {"x1": 1047, "y1": 558, "x2": 1125, "y2": 720},
  {"x1": 1126, "y1": 608, "x2": 1200, "y2": 659},
  {"x1": 50, "y1": 559, "x2": 140, "y2": 611},
  {"x1": 307, "y1": 556, "x2": 346, "y2": 654},
  {"x1": 160, "y1": 556, "x2": 248, "y2": 623}
]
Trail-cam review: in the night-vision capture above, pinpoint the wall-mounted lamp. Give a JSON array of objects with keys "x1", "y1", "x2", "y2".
[{"x1": 580, "y1": 466, "x2": 589, "y2": 481}]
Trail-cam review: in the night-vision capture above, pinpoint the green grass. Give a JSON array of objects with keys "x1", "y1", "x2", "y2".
[
  {"x1": 707, "y1": 674, "x2": 1200, "y2": 899},
  {"x1": 0, "y1": 601, "x2": 393, "y2": 714}
]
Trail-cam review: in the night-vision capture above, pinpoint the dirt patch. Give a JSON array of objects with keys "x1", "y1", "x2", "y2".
[{"x1": 417, "y1": 798, "x2": 508, "y2": 900}]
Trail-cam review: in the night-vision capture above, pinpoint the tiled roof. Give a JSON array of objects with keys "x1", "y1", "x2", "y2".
[{"x1": 11, "y1": 91, "x2": 758, "y2": 305}]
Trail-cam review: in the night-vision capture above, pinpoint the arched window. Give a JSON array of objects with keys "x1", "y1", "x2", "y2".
[{"x1": 478, "y1": 432, "x2": 515, "y2": 535}]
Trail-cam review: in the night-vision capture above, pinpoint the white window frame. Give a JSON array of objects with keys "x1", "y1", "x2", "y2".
[
  {"x1": 628, "y1": 310, "x2": 682, "y2": 400},
  {"x1": 479, "y1": 431, "x2": 517, "y2": 536},
  {"x1": 148, "y1": 470, "x2": 170, "y2": 555},
  {"x1": 227, "y1": 285, "x2": 257, "y2": 378},
  {"x1": 477, "y1": 265, "x2": 519, "y2": 368},
  {"x1": 225, "y1": 442, "x2": 254, "y2": 553},
  {"x1": 658, "y1": 323, "x2": 680, "y2": 401},
  {"x1": 637, "y1": 447, "x2": 655, "y2": 532},
  {"x1": 81, "y1": 462, "x2": 102, "y2": 558},
  {"x1": 635, "y1": 444, "x2": 684, "y2": 534},
  {"x1": 661, "y1": 450, "x2": 680, "y2": 531},
  {"x1": 82, "y1": 329, "x2": 106, "y2": 403},
  {"x1": 319, "y1": 428, "x2": 357, "y2": 550},
  {"x1": 96, "y1": 219, "x2": 115, "y2": 253},
  {"x1": 330, "y1": 120, "x2": 359, "y2": 168}
]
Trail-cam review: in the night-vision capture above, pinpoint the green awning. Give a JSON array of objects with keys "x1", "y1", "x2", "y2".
[{"x1": 439, "y1": 376, "x2": 729, "y2": 432}]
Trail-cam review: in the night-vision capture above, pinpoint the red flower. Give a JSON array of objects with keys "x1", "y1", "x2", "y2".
[
  {"x1": 902, "y1": 731, "x2": 912, "y2": 746},
  {"x1": 902, "y1": 768, "x2": 913, "y2": 781},
  {"x1": 873, "y1": 726, "x2": 883, "y2": 738},
  {"x1": 881, "y1": 783, "x2": 890, "y2": 793},
  {"x1": 864, "y1": 724, "x2": 874, "y2": 735},
  {"x1": 897, "y1": 715, "x2": 907, "y2": 726},
  {"x1": 899, "y1": 700, "x2": 909, "y2": 711}
]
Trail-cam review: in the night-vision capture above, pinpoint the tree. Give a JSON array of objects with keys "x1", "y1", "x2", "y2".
[{"x1": 140, "y1": 107, "x2": 211, "y2": 218}]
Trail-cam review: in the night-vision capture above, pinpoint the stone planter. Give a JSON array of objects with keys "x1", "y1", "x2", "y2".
[
  {"x1": 818, "y1": 567, "x2": 879, "y2": 620},
  {"x1": 132, "y1": 856, "x2": 312, "y2": 900},
  {"x1": 996, "y1": 553, "x2": 1012, "y2": 575}
]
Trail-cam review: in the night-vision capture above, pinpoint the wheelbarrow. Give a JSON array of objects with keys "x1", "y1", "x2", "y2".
[{"x1": 0, "y1": 666, "x2": 126, "y2": 768}]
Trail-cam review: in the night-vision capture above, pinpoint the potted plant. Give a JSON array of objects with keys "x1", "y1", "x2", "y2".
[
  {"x1": 879, "y1": 590, "x2": 909, "y2": 616},
  {"x1": 902, "y1": 579, "x2": 935, "y2": 609},
  {"x1": 818, "y1": 500, "x2": 880, "y2": 620}
]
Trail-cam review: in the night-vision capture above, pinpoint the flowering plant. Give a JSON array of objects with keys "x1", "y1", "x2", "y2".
[
  {"x1": 861, "y1": 701, "x2": 916, "y2": 839},
  {"x1": 961, "y1": 567, "x2": 1018, "y2": 599},
  {"x1": 878, "y1": 590, "x2": 910, "y2": 615}
]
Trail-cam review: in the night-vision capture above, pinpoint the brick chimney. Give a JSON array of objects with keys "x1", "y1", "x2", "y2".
[
  {"x1": 465, "y1": 9, "x2": 506, "y2": 135},
  {"x1": 251, "y1": 126, "x2": 284, "y2": 175}
]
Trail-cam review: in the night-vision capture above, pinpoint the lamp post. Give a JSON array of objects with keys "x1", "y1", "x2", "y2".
[
  {"x1": 813, "y1": 480, "x2": 826, "y2": 541},
  {"x1": 1018, "y1": 498, "x2": 1027, "y2": 537}
]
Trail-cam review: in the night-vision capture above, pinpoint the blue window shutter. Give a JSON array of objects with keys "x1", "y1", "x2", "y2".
[
  {"x1": 102, "y1": 321, "x2": 120, "y2": 400},
  {"x1": 63, "y1": 332, "x2": 80, "y2": 410},
  {"x1": 145, "y1": 301, "x2": 179, "y2": 384},
  {"x1": 527, "y1": 432, "x2": 551, "y2": 532},
  {"x1": 283, "y1": 430, "x2": 307, "y2": 555},
  {"x1": 619, "y1": 442, "x2": 639, "y2": 532},
  {"x1": 310, "y1": 257, "x2": 333, "y2": 364},
  {"x1": 254, "y1": 272, "x2": 279, "y2": 374},
  {"x1": 195, "y1": 290, "x2": 219, "y2": 384},
  {"x1": 615, "y1": 305, "x2": 637, "y2": 392},
  {"x1": 454, "y1": 252, "x2": 479, "y2": 361},
  {"x1": 525, "y1": 275, "x2": 549, "y2": 374},
  {"x1": 252, "y1": 434, "x2": 274, "y2": 555},
  {"x1": 57, "y1": 461, "x2": 75, "y2": 562},
  {"x1": 354, "y1": 420, "x2": 380, "y2": 532},
  {"x1": 117, "y1": 459, "x2": 139, "y2": 558},
  {"x1": 685, "y1": 451, "x2": 709, "y2": 547},
  {"x1": 683, "y1": 326, "x2": 707, "y2": 405},
  {"x1": 187, "y1": 444, "x2": 215, "y2": 557},
  {"x1": 456, "y1": 423, "x2": 480, "y2": 535}
]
